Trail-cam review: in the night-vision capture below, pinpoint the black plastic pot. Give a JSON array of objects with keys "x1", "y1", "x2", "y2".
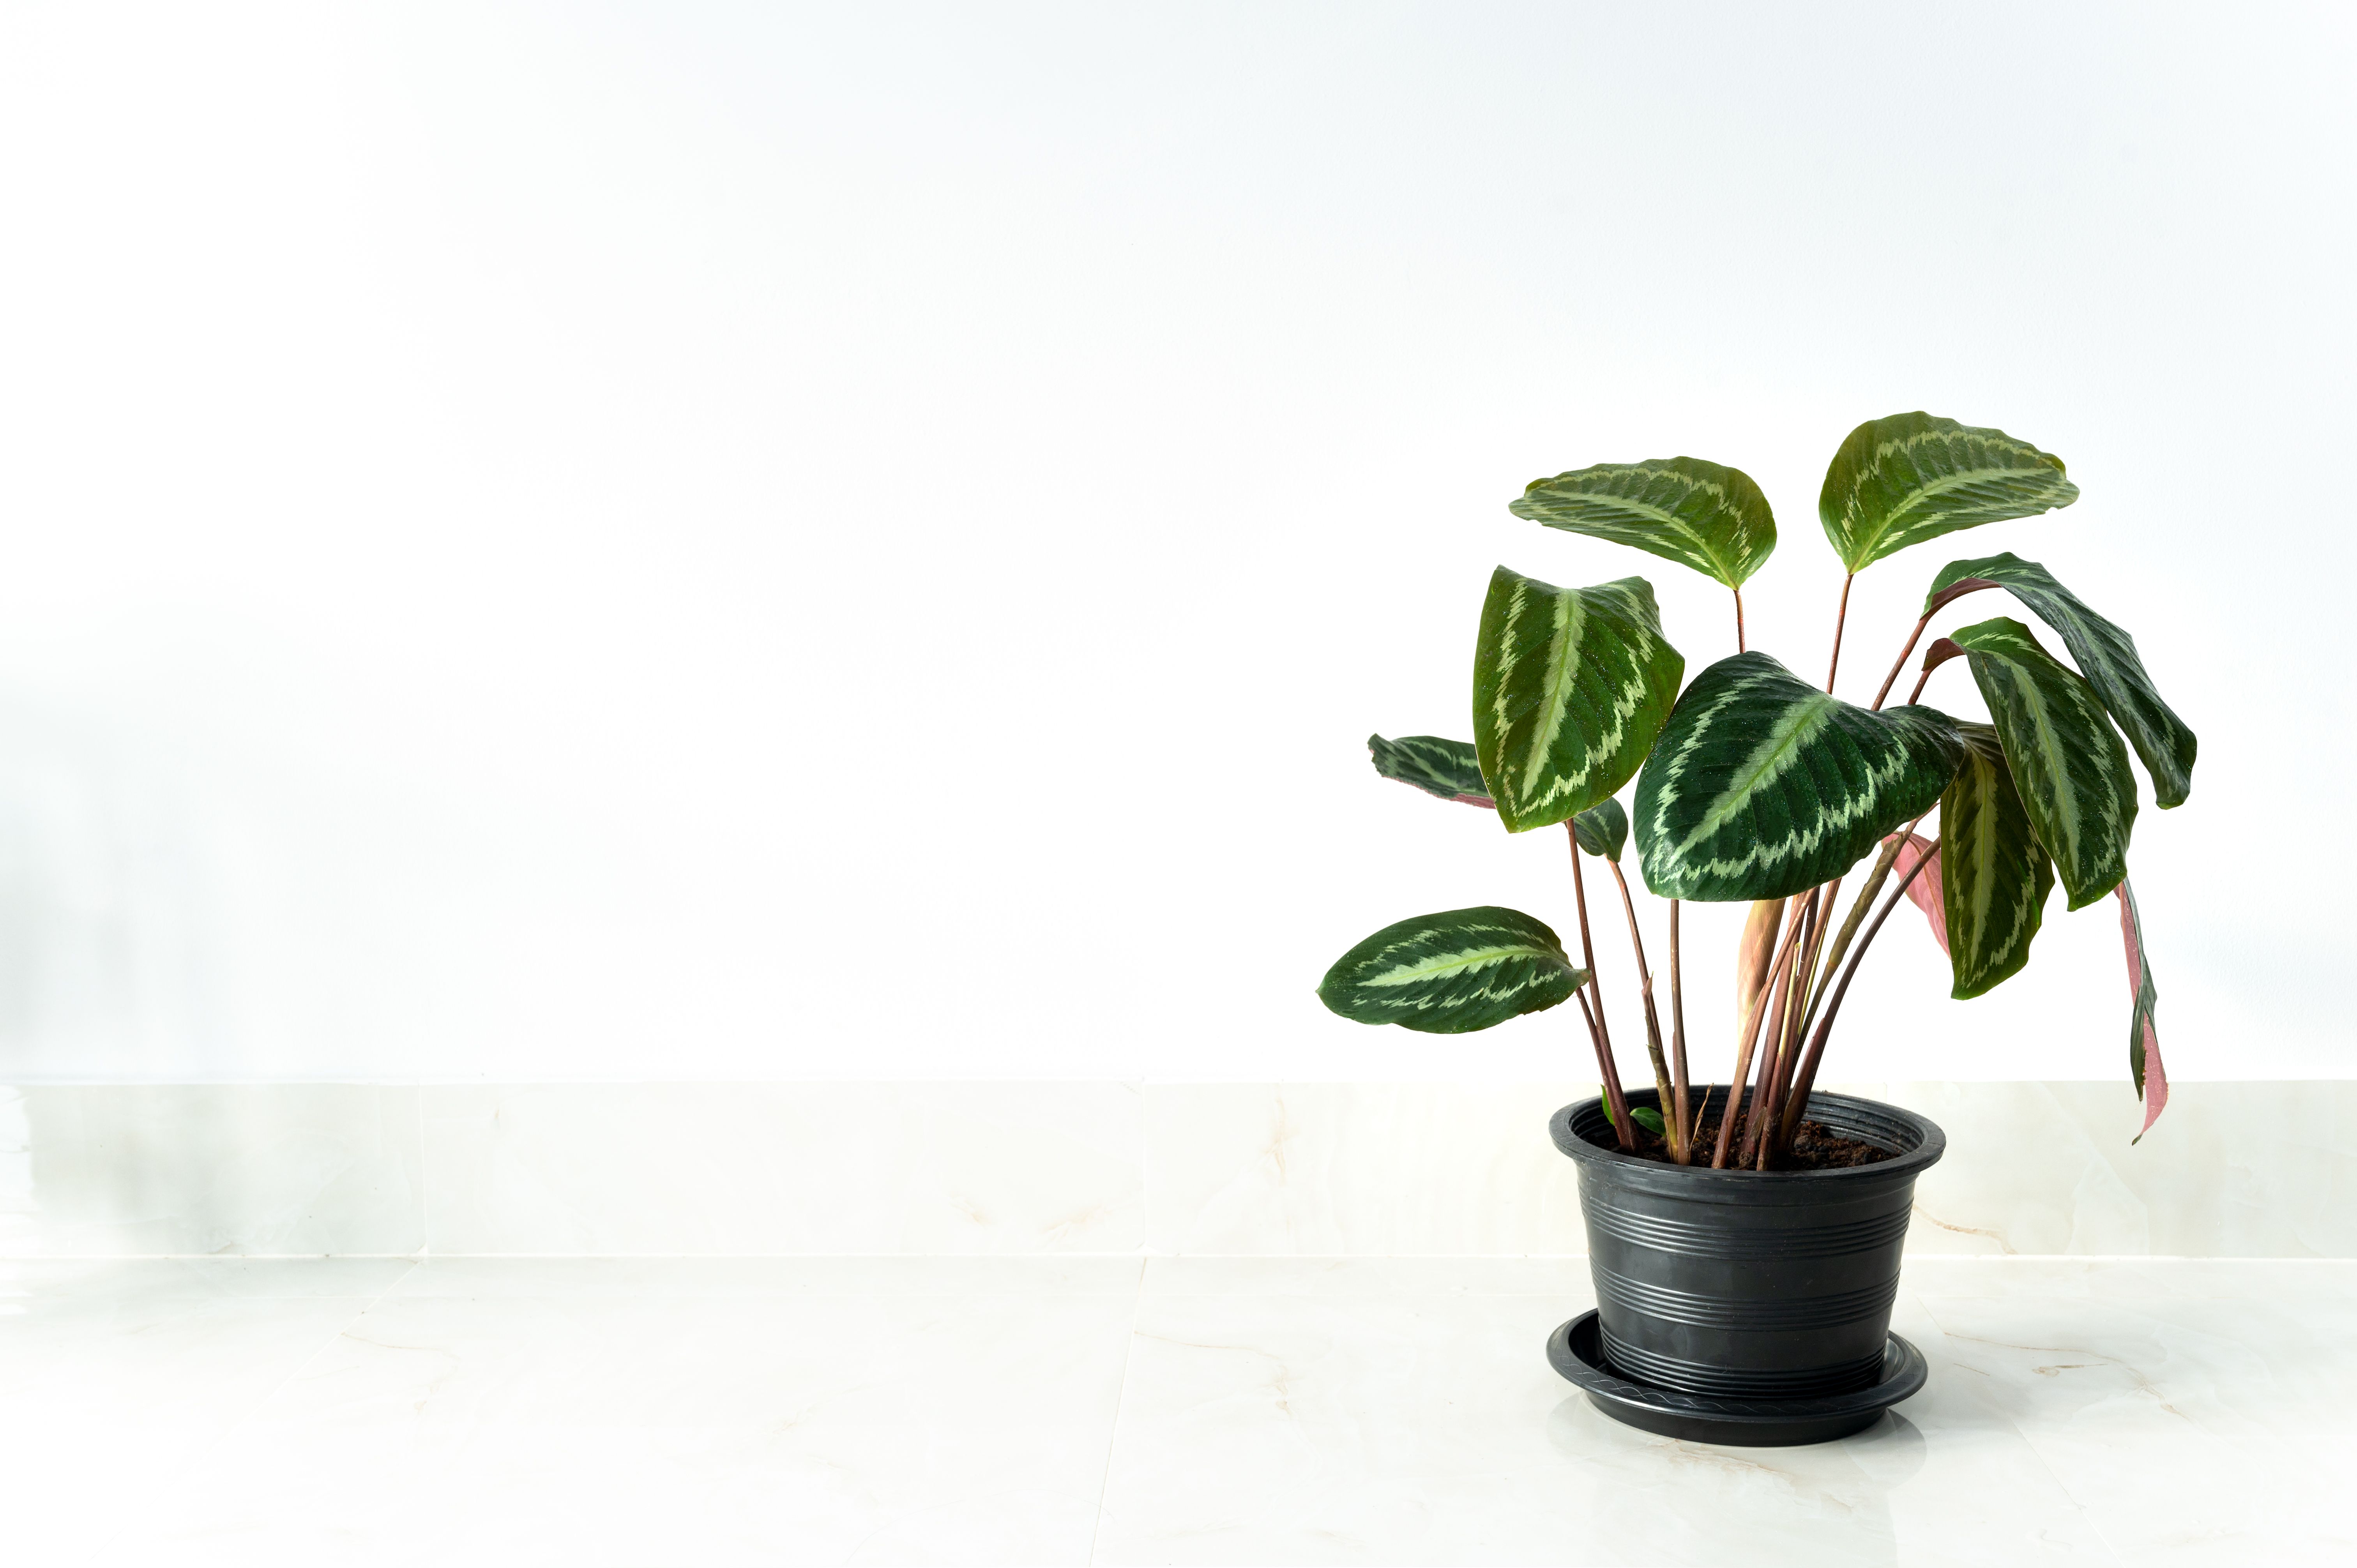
[{"x1": 1548, "y1": 1086, "x2": 1944, "y2": 1444}]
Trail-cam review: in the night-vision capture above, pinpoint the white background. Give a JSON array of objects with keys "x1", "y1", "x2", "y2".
[{"x1": 0, "y1": 2, "x2": 2345, "y2": 1086}]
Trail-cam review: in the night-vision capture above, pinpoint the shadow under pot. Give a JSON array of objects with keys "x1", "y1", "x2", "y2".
[{"x1": 1546, "y1": 1087, "x2": 1945, "y2": 1447}]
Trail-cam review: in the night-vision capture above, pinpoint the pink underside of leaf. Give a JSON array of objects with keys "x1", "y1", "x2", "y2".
[
  {"x1": 2120, "y1": 882, "x2": 2167, "y2": 1139},
  {"x1": 1926, "y1": 577, "x2": 1997, "y2": 616},
  {"x1": 1885, "y1": 833, "x2": 1947, "y2": 953},
  {"x1": 1919, "y1": 637, "x2": 1965, "y2": 675}
]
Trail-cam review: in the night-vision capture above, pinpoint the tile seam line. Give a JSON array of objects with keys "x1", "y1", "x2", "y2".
[{"x1": 1085, "y1": 1257, "x2": 1147, "y2": 1567}]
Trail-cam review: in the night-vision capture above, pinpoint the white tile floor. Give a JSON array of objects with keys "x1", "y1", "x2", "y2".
[{"x1": 3, "y1": 1256, "x2": 2350, "y2": 1566}]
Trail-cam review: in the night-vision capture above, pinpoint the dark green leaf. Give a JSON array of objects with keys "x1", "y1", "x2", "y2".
[
  {"x1": 1925, "y1": 553, "x2": 2196, "y2": 808},
  {"x1": 1819, "y1": 413, "x2": 2078, "y2": 572},
  {"x1": 1571, "y1": 798, "x2": 1628, "y2": 860},
  {"x1": 1510, "y1": 457, "x2": 1777, "y2": 589},
  {"x1": 1368, "y1": 734, "x2": 1493, "y2": 808},
  {"x1": 1940, "y1": 723, "x2": 2055, "y2": 999},
  {"x1": 1318, "y1": 906, "x2": 1589, "y2": 1035},
  {"x1": 1633, "y1": 652, "x2": 1965, "y2": 901},
  {"x1": 1950, "y1": 617, "x2": 2138, "y2": 910},
  {"x1": 1473, "y1": 569, "x2": 1686, "y2": 834}
]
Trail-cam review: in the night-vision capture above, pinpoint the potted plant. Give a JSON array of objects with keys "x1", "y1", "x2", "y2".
[{"x1": 1318, "y1": 413, "x2": 2189, "y2": 1445}]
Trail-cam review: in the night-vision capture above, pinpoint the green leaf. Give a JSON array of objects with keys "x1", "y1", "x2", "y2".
[
  {"x1": 1473, "y1": 569, "x2": 1686, "y2": 834},
  {"x1": 1819, "y1": 413, "x2": 2079, "y2": 573},
  {"x1": 2117, "y1": 878, "x2": 2167, "y2": 1142},
  {"x1": 1633, "y1": 652, "x2": 1965, "y2": 902},
  {"x1": 1509, "y1": 457, "x2": 1777, "y2": 589},
  {"x1": 1317, "y1": 906, "x2": 1589, "y2": 1035},
  {"x1": 1629, "y1": 1105, "x2": 1666, "y2": 1135},
  {"x1": 1368, "y1": 734, "x2": 1493, "y2": 808},
  {"x1": 1949, "y1": 617, "x2": 2138, "y2": 910},
  {"x1": 1925, "y1": 553, "x2": 2196, "y2": 809},
  {"x1": 1571, "y1": 798, "x2": 1628, "y2": 860},
  {"x1": 1939, "y1": 722, "x2": 2055, "y2": 999}
]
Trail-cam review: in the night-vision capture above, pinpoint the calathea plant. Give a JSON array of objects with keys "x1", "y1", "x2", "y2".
[{"x1": 1319, "y1": 413, "x2": 2188, "y2": 1167}]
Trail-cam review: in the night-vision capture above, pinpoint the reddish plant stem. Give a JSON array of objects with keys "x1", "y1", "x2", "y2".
[
  {"x1": 1713, "y1": 901, "x2": 1809, "y2": 1169},
  {"x1": 1733, "y1": 588, "x2": 1747, "y2": 653},
  {"x1": 1576, "y1": 989, "x2": 1635, "y2": 1151},
  {"x1": 1905, "y1": 660, "x2": 1942, "y2": 705},
  {"x1": 1870, "y1": 615, "x2": 1931, "y2": 710},
  {"x1": 1751, "y1": 892, "x2": 1818, "y2": 1168},
  {"x1": 1804, "y1": 810, "x2": 1929, "y2": 1035},
  {"x1": 1741, "y1": 955, "x2": 1795, "y2": 1167},
  {"x1": 1772, "y1": 874, "x2": 1843, "y2": 1143},
  {"x1": 1565, "y1": 827, "x2": 1627, "y2": 1141},
  {"x1": 1782, "y1": 835, "x2": 1945, "y2": 1136},
  {"x1": 1668, "y1": 900, "x2": 1691, "y2": 1156},
  {"x1": 1608, "y1": 860, "x2": 1684, "y2": 1164},
  {"x1": 1824, "y1": 573, "x2": 1856, "y2": 694}
]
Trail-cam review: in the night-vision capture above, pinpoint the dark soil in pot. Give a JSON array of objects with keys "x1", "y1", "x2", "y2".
[
  {"x1": 1548, "y1": 1085, "x2": 1944, "y2": 1444},
  {"x1": 1611, "y1": 1110, "x2": 1896, "y2": 1170}
]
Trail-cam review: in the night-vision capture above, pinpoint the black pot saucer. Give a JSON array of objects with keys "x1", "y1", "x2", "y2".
[{"x1": 1547, "y1": 1310, "x2": 1926, "y2": 1447}]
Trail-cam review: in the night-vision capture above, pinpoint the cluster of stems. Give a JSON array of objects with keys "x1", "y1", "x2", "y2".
[{"x1": 1571, "y1": 577, "x2": 1949, "y2": 1168}]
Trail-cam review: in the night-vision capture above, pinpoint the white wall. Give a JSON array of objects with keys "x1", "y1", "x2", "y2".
[{"x1": 0, "y1": 2, "x2": 2345, "y2": 1085}]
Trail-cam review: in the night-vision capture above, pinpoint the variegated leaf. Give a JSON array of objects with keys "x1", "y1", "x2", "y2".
[
  {"x1": 1473, "y1": 569, "x2": 1686, "y2": 834},
  {"x1": 1318, "y1": 906, "x2": 1588, "y2": 1035},
  {"x1": 1887, "y1": 833, "x2": 1947, "y2": 952},
  {"x1": 1926, "y1": 553, "x2": 2196, "y2": 808},
  {"x1": 1572, "y1": 798, "x2": 1628, "y2": 860},
  {"x1": 2117, "y1": 878, "x2": 2168, "y2": 1141},
  {"x1": 1509, "y1": 457, "x2": 1776, "y2": 588},
  {"x1": 1819, "y1": 413, "x2": 2079, "y2": 572},
  {"x1": 1950, "y1": 616, "x2": 2138, "y2": 910},
  {"x1": 1368, "y1": 734, "x2": 1493, "y2": 808},
  {"x1": 1632, "y1": 652, "x2": 1965, "y2": 902},
  {"x1": 1938, "y1": 722, "x2": 2053, "y2": 998}
]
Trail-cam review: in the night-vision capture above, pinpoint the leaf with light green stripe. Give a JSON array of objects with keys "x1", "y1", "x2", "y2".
[
  {"x1": 1925, "y1": 553, "x2": 2197, "y2": 808},
  {"x1": 1940, "y1": 722, "x2": 2055, "y2": 999},
  {"x1": 1473, "y1": 569, "x2": 1685, "y2": 834},
  {"x1": 1509, "y1": 457, "x2": 1777, "y2": 588},
  {"x1": 1633, "y1": 652, "x2": 1965, "y2": 901},
  {"x1": 1572, "y1": 797, "x2": 1628, "y2": 860},
  {"x1": 1949, "y1": 617, "x2": 2138, "y2": 910},
  {"x1": 1819, "y1": 413, "x2": 2079, "y2": 572},
  {"x1": 1368, "y1": 734, "x2": 1493, "y2": 808},
  {"x1": 1317, "y1": 906, "x2": 1589, "y2": 1034}
]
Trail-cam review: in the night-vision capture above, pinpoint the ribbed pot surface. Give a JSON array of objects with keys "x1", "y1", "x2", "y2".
[{"x1": 1551, "y1": 1088, "x2": 1944, "y2": 1399}]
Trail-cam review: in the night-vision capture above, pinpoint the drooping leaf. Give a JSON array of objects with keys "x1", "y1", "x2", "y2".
[
  {"x1": 1819, "y1": 413, "x2": 2079, "y2": 573},
  {"x1": 1949, "y1": 617, "x2": 2138, "y2": 910},
  {"x1": 1368, "y1": 734, "x2": 1493, "y2": 808},
  {"x1": 2117, "y1": 879, "x2": 2167, "y2": 1142},
  {"x1": 1633, "y1": 652, "x2": 1966, "y2": 902},
  {"x1": 1571, "y1": 798, "x2": 1628, "y2": 860},
  {"x1": 1509, "y1": 457, "x2": 1777, "y2": 589},
  {"x1": 1318, "y1": 906, "x2": 1589, "y2": 1035},
  {"x1": 1936, "y1": 723, "x2": 2053, "y2": 997},
  {"x1": 1473, "y1": 569, "x2": 1686, "y2": 834},
  {"x1": 1887, "y1": 832, "x2": 1949, "y2": 954},
  {"x1": 1925, "y1": 553, "x2": 2196, "y2": 809}
]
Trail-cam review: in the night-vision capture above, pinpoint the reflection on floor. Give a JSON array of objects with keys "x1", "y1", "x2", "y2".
[{"x1": 2, "y1": 1255, "x2": 2348, "y2": 1565}]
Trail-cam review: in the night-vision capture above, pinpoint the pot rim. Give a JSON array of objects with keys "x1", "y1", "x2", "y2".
[{"x1": 1551, "y1": 1087, "x2": 1945, "y2": 1186}]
